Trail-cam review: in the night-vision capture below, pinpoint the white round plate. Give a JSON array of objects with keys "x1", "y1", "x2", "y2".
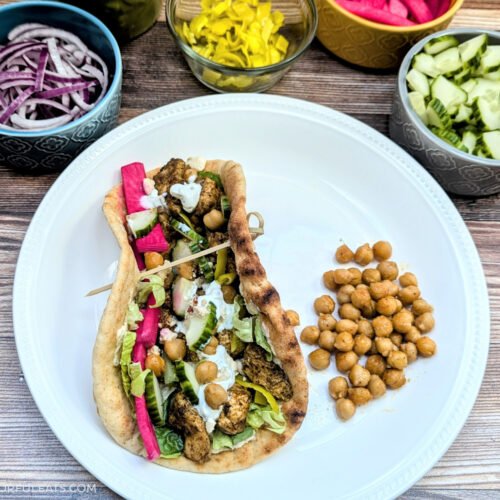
[{"x1": 14, "y1": 94, "x2": 489, "y2": 500}]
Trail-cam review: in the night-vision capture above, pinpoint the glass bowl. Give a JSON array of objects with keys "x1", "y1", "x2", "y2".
[{"x1": 166, "y1": 0, "x2": 317, "y2": 93}]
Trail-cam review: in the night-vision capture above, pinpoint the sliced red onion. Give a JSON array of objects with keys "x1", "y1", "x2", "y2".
[
  {"x1": 7, "y1": 23, "x2": 50, "y2": 41},
  {"x1": 0, "y1": 86, "x2": 35, "y2": 124},
  {"x1": 35, "y1": 48, "x2": 48, "y2": 92},
  {"x1": 37, "y1": 80, "x2": 96, "y2": 99}
]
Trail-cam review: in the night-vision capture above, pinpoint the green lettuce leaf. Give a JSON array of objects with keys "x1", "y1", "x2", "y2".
[
  {"x1": 254, "y1": 317, "x2": 273, "y2": 361},
  {"x1": 232, "y1": 296, "x2": 253, "y2": 343},
  {"x1": 129, "y1": 363, "x2": 151, "y2": 397},
  {"x1": 212, "y1": 427, "x2": 255, "y2": 452},
  {"x1": 231, "y1": 426, "x2": 255, "y2": 446},
  {"x1": 246, "y1": 403, "x2": 286, "y2": 434},
  {"x1": 154, "y1": 427, "x2": 184, "y2": 458},
  {"x1": 126, "y1": 303, "x2": 144, "y2": 330},
  {"x1": 120, "y1": 331, "x2": 136, "y2": 398},
  {"x1": 136, "y1": 275, "x2": 165, "y2": 308}
]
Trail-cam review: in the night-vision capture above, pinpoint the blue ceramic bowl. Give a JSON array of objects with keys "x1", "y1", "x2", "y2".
[{"x1": 0, "y1": 1, "x2": 122, "y2": 172}]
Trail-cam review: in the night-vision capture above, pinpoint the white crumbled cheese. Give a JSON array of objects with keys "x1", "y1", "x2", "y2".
[
  {"x1": 198, "y1": 281, "x2": 235, "y2": 332},
  {"x1": 172, "y1": 318, "x2": 186, "y2": 334},
  {"x1": 159, "y1": 328, "x2": 177, "y2": 343},
  {"x1": 147, "y1": 345, "x2": 161, "y2": 356},
  {"x1": 195, "y1": 345, "x2": 238, "y2": 433},
  {"x1": 187, "y1": 156, "x2": 206, "y2": 171},
  {"x1": 140, "y1": 188, "x2": 167, "y2": 209},
  {"x1": 170, "y1": 176, "x2": 202, "y2": 213},
  {"x1": 113, "y1": 323, "x2": 128, "y2": 366}
]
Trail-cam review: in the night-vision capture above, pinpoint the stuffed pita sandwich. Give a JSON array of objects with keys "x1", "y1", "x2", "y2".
[{"x1": 93, "y1": 158, "x2": 308, "y2": 473}]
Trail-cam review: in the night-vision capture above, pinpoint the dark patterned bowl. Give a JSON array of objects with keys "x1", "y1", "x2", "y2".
[
  {"x1": 390, "y1": 28, "x2": 500, "y2": 197},
  {"x1": 0, "y1": 1, "x2": 122, "y2": 172}
]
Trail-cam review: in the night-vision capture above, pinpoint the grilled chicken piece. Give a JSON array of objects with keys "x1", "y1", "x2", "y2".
[
  {"x1": 168, "y1": 392, "x2": 211, "y2": 463},
  {"x1": 217, "y1": 383, "x2": 252, "y2": 435},
  {"x1": 193, "y1": 177, "x2": 221, "y2": 217},
  {"x1": 243, "y1": 344, "x2": 293, "y2": 401},
  {"x1": 217, "y1": 329, "x2": 245, "y2": 358}
]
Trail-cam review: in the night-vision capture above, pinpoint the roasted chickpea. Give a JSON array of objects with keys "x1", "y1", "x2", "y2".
[
  {"x1": 145, "y1": 353, "x2": 166, "y2": 376},
  {"x1": 203, "y1": 336, "x2": 218, "y2": 355},
  {"x1": 412, "y1": 299, "x2": 434, "y2": 316},
  {"x1": 367, "y1": 341, "x2": 379, "y2": 355},
  {"x1": 335, "y1": 351, "x2": 359, "y2": 372},
  {"x1": 372, "y1": 315, "x2": 393, "y2": 337},
  {"x1": 314, "y1": 295, "x2": 335, "y2": 315},
  {"x1": 398, "y1": 286, "x2": 421, "y2": 305},
  {"x1": 405, "y1": 326, "x2": 422, "y2": 344},
  {"x1": 335, "y1": 319, "x2": 358, "y2": 335},
  {"x1": 329, "y1": 376, "x2": 348, "y2": 399},
  {"x1": 394, "y1": 298, "x2": 403, "y2": 313},
  {"x1": 204, "y1": 383, "x2": 228, "y2": 409},
  {"x1": 336, "y1": 398, "x2": 356, "y2": 421},
  {"x1": 383, "y1": 369, "x2": 406, "y2": 389},
  {"x1": 349, "y1": 364, "x2": 371, "y2": 387},
  {"x1": 376, "y1": 296, "x2": 399, "y2": 316},
  {"x1": 177, "y1": 262, "x2": 195, "y2": 279},
  {"x1": 335, "y1": 331, "x2": 354, "y2": 352},
  {"x1": 144, "y1": 251, "x2": 164, "y2": 270},
  {"x1": 300, "y1": 326, "x2": 320, "y2": 345},
  {"x1": 415, "y1": 312, "x2": 435, "y2": 333},
  {"x1": 285, "y1": 309, "x2": 300, "y2": 326},
  {"x1": 353, "y1": 334, "x2": 372, "y2": 356},
  {"x1": 362, "y1": 268, "x2": 382, "y2": 284},
  {"x1": 399, "y1": 272, "x2": 418, "y2": 287},
  {"x1": 339, "y1": 303, "x2": 361, "y2": 321},
  {"x1": 351, "y1": 288, "x2": 372, "y2": 310},
  {"x1": 333, "y1": 269, "x2": 352, "y2": 285},
  {"x1": 387, "y1": 350, "x2": 408, "y2": 370},
  {"x1": 401, "y1": 342, "x2": 418, "y2": 363},
  {"x1": 323, "y1": 270, "x2": 337, "y2": 292},
  {"x1": 203, "y1": 209, "x2": 225, "y2": 231},
  {"x1": 337, "y1": 284, "x2": 355, "y2": 304},
  {"x1": 347, "y1": 387, "x2": 373, "y2": 406},
  {"x1": 377, "y1": 261, "x2": 398, "y2": 281},
  {"x1": 195, "y1": 361, "x2": 218, "y2": 384},
  {"x1": 369, "y1": 280, "x2": 393, "y2": 300},
  {"x1": 373, "y1": 241, "x2": 392, "y2": 261},
  {"x1": 362, "y1": 300, "x2": 378, "y2": 319},
  {"x1": 221, "y1": 285, "x2": 237, "y2": 304},
  {"x1": 416, "y1": 337, "x2": 437, "y2": 357},
  {"x1": 365, "y1": 354, "x2": 386, "y2": 376},
  {"x1": 318, "y1": 314, "x2": 336, "y2": 331},
  {"x1": 390, "y1": 333, "x2": 403, "y2": 348},
  {"x1": 164, "y1": 338, "x2": 186, "y2": 361},
  {"x1": 354, "y1": 243, "x2": 374, "y2": 266},
  {"x1": 388, "y1": 281, "x2": 400, "y2": 296},
  {"x1": 356, "y1": 283, "x2": 369, "y2": 290},
  {"x1": 392, "y1": 309, "x2": 414, "y2": 334},
  {"x1": 358, "y1": 319, "x2": 374, "y2": 338},
  {"x1": 318, "y1": 330, "x2": 337, "y2": 352},
  {"x1": 348, "y1": 268, "x2": 362, "y2": 286},
  {"x1": 309, "y1": 348, "x2": 331, "y2": 370},
  {"x1": 368, "y1": 374, "x2": 386, "y2": 398},
  {"x1": 375, "y1": 337, "x2": 395, "y2": 357},
  {"x1": 335, "y1": 244, "x2": 354, "y2": 264}
]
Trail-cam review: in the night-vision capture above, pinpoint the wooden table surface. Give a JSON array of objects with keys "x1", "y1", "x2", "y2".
[{"x1": 1, "y1": 0, "x2": 499, "y2": 498}]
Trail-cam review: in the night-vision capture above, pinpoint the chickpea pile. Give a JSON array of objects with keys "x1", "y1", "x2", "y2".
[{"x1": 303, "y1": 241, "x2": 437, "y2": 422}]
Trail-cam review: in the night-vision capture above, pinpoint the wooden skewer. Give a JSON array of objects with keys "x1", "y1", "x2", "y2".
[{"x1": 86, "y1": 212, "x2": 264, "y2": 297}]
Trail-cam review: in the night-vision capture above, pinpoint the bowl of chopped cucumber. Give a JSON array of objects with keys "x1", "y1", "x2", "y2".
[{"x1": 390, "y1": 28, "x2": 500, "y2": 197}]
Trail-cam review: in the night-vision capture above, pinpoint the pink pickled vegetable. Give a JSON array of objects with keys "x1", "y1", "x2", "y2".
[
  {"x1": 131, "y1": 240, "x2": 146, "y2": 270},
  {"x1": 132, "y1": 342, "x2": 146, "y2": 369},
  {"x1": 136, "y1": 223, "x2": 169, "y2": 253},
  {"x1": 400, "y1": 0, "x2": 433, "y2": 22},
  {"x1": 121, "y1": 162, "x2": 147, "y2": 214},
  {"x1": 426, "y1": 0, "x2": 440, "y2": 16},
  {"x1": 389, "y1": 0, "x2": 408, "y2": 18},
  {"x1": 362, "y1": 0, "x2": 386, "y2": 8},
  {"x1": 136, "y1": 294, "x2": 160, "y2": 348},
  {"x1": 134, "y1": 396, "x2": 161, "y2": 461},
  {"x1": 436, "y1": 0, "x2": 450, "y2": 17},
  {"x1": 336, "y1": 0, "x2": 416, "y2": 25}
]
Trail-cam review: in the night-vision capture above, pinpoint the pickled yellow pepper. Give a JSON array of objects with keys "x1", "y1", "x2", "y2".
[{"x1": 179, "y1": 0, "x2": 289, "y2": 68}]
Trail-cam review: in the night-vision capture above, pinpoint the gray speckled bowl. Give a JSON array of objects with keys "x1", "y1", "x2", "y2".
[
  {"x1": 0, "y1": 1, "x2": 122, "y2": 172},
  {"x1": 390, "y1": 28, "x2": 500, "y2": 197}
]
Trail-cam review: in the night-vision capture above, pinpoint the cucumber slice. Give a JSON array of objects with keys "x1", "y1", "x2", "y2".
[
  {"x1": 413, "y1": 53, "x2": 440, "y2": 78},
  {"x1": 461, "y1": 78, "x2": 477, "y2": 94},
  {"x1": 172, "y1": 239, "x2": 192, "y2": 261},
  {"x1": 478, "y1": 46, "x2": 500, "y2": 75},
  {"x1": 408, "y1": 91, "x2": 428, "y2": 125},
  {"x1": 467, "y1": 78, "x2": 500, "y2": 104},
  {"x1": 185, "y1": 302, "x2": 217, "y2": 351},
  {"x1": 406, "y1": 69, "x2": 430, "y2": 97},
  {"x1": 434, "y1": 47, "x2": 463, "y2": 76},
  {"x1": 126, "y1": 209, "x2": 158, "y2": 239},
  {"x1": 454, "y1": 104, "x2": 473, "y2": 123},
  {"x1": 145, "y1": 372, "x2": 165, "y2": 426},
  {"x1": 474, "y1": 146, "x2": 488, "y2": 158},
  {"x1": 472, "y1": 96, "x2": 500, "y2": 131},
  {"x1": 172, "y1": 277, "x2": 197, "y2": 318},
  {"x1": 462, "y1": 130, "x2": 478, "y2": 154},
  {"x1": 479, "y1": 131, "x2": 500, "y2": 159},
  {"x1": 175, "y1": 361, "x2": 200, "y2": 404},
  {"x1": 427, "y1": 98, "x2": 452, "y2": 129},
  {"x1": 430, "y1": 126, "x2": 467, "y2": 151},
  {"x1": 189, "y1": 241, "x2": 214, "y2": 282},
  {"x1": 454, "y1": 67, "x2": 472, "y2": 85},
  {"x1": 221, "y1": 195, "x2": 231, "y2": 220},
  {"x1": 485, "y1": 69, "x2": 500, "y2": 82},
  {"x1": 424, "y1": 35, "x2": 459, "y2": 55},
  {"x1": 164, "y1": 357, "x2": 179, "y2": 385},
  {"x1": 459, "y1": 34, "x2": 488, "y2": 66},
  {"x1": 431, "y1": 75, "x2": 467, "y2": 114},
  {"x1": 170, "y1": 219, "x2": 208, "y2": 248}
]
